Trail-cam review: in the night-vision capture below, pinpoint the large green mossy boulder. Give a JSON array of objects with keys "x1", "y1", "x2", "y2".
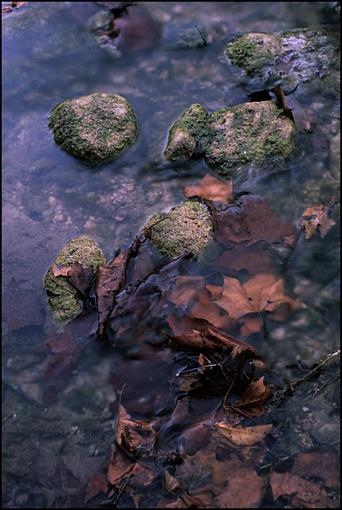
[
  {"x1": 144, "y1": 200, "x2": 213, "y2": 259},
  {"x1": 43, "y1": 236, "x2": 106, "y2": 323},
  {"x1": 225, "y1": 29, "x2": 340, "y2": 93},
  {"x1": 49, "y1": 93, "x2": 138, "y2": 163},
  {"x1": 204, "y1": 100, "x2": 295, "y2": 175}
]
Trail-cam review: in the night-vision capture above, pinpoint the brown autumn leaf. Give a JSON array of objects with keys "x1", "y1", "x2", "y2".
[
  {"x1": 213, "y1": 194, "x2": 296, "y2": 247},
  {"x1": 215, "y1": 464, "x2": 267, "y2": 508},
  {"x1": 213, "y1": 242, "x2": 276, "y2": 277},
  {"x1": 301, "y1": 204, "x2": 336, "y2": 239},
  {"x1": 2, "y1": 1, "x2": 27, "y2": 14},
  {"x1": 115, "y1": 404, "x2": 157, "y2": 458},
  {"x1": 167, "y1": 316, "x2": 259, "y2": 359},
  {"x1": 52, "y1": 262, "x2": 94, "y2": 296},
  {"x1": 184, "y1": 174, "x2": 233, "y2": 203},
  {"x1": 270, "y1": 471, "x2": 336, "y2": 508},
  {"x1": 291, "y1": 450, "x2": 340, "y2": 490},
  {"x1": 84, "y1": 473, "x2": 108, "y2": 503},
  {"x1": 207, "y1": 273, "x2": 298, "y2": 332},
  {"x1": 163, "y1": 470, "x2": 184, "y2": 494},
  {"x1": 167, "y1": 275, "x2": 233, "y2": 330},
  {"x1": 162, "y1": 493, "x2": 214, "y2": 508},
  {"x1": 215, "y1": 422, "x2": 272, "y2": 446},
  {"x1": 231, "y1": 376, "x2": 272, "y2": 417},
  {"x1": 95, "y1": 251, "x2": 130, "y2": 336}
]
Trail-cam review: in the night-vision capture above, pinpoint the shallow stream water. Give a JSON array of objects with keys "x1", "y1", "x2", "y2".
[{"x1": 2, "y1": 2, "x2": 340, "y2": 508}]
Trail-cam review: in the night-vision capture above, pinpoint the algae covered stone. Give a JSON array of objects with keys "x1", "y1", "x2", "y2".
[
  {"x1": 164, "y1": 104, "x2": 209, "y2": 161},
  {"x1": 43, "y1": 236, "x2": 106, "y2": 323},
  {"x1": 49, "y1": 93, "x2": 138, "y2": 163},
  {"x1": 145, "y1": 200, "x2": 213, "y2": 258},
  {"x1": 225, "y1": 29, "x2": 340, "y2": 93},
  {"x1": 204, "y1": 101, "x2": 295, "y2": 176}
]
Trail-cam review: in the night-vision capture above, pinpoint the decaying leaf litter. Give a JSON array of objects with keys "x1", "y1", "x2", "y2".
[
  {"x1": 41, "y1": 174, "x2": 339, "y2": 507},
  {"x1": 2, "y1": 1, "x2": 340, "y2": 508}
]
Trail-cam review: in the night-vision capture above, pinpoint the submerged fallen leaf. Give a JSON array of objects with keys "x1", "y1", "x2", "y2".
[
  {"x1": 231, "y1": 376, "x2": 272, "y2": 417},
  {"x1": 207, "y1": 273, "x2": 298, "y2": 333},
  {"x1": 95, "y1": 251, "x2": 130, "y2": 336},
  {"x1": 270, "y1": 471, "x2": 336, "y2": 508},
  {"x1": 115, "y1": 404, "x2": 157, "y2": 458},
  {"x1": 215, "y1": 463, "x2": 267, "y2": 508},
  {"x1": 213, "y1": 194, "x2": 296, "y2": 247},
  {"x1": 184, "y1": 174, "x2": 233, "y2": 203},
  {"x1": 301, "y1": 204, "x2": 336, "y2": 239},
  {"x1": 163, "y1": 470, "x2": 184, "y2": 494},
  {"x1": 85, "y1": 473, "x2": 108, "y2": 503},
  {"x1": 213, "y1": 242, "x2": 275, "y2": 277},
  {"x1": 291, "y1": 449, "x2": 340, "y2": 490},
  {"x1": 215, "y1": 422, "x2": 272, "y2": 446},
  {"x1": 273, "y1": 84, "x2": 315, "y2": 132},
  {"x1": 167, "y1": 316, "x2": 259, "y2": 359}
]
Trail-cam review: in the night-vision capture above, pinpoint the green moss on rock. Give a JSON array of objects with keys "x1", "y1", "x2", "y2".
[
  {"x1": 164, "y1": 104, "x2": 209, "y2": 161},
  {"x1": 225, "y1": 29, "x2": 339, "y2": 93},
  {"x1": 49, "y1": 93, "x2": 138, "y2": 163},
  {"x1": 226, "y1": 32, "x2": 282, "y2": 73},
  {"x1": 144, "y1": 200, "x2": 213, "y2": 258},
  {"x1": 204, "y1": 101, "x2": 295, "y2": 175},
  {"x1": 43, "y1": 236, "x2": 106, "y2": 323}
]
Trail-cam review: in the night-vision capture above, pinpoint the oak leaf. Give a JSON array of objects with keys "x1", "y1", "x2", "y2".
[{"x1": 184, "y1": 174, "x2": 233, "y2": 203}]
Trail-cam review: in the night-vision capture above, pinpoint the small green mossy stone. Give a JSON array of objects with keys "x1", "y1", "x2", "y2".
[
  {"x1": 49, "y1": 93, "x2": 138, "y2": 163},
  {"x1": 43, "y1": 236, "x2": 106, "y2": 323},
  {"x1": 144, "y1": 200, "x2": 213, "y2": 259},
  {"x1": 204, "y1": 101, "x2": 295, "y2": 175},
  {"x1": 226, "y1": 32, "x2": 282, "y2": 73},
  {"x1": 164, "y1": 104, "x2": 209, "y2": 161}
]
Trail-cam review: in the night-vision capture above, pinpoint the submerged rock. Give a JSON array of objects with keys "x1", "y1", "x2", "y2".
[
  {"x1": 162, "y1": 21, "x2": 208, "y2": 50},
  {"x1": 164, "y1": 104, "x2": 209, "y2": 161},
  {"x1": 145, "y1": 200, "x2": 213, "y2": 259},
  {"x1": 43, "y1": 236, "x2": 106, "y2": 323},
  {"x1": 225, "y1": 29, "x2": 340, "y2": 93},
  {"x1": 88, "y1": 4, "x2": 161, "y2": 56},
  {"x1": 205, "y1": 101, "x2": 295, "y2": 175},
  {"x1": 49, "y1": 93, "x2": 138, "y2": 163}
]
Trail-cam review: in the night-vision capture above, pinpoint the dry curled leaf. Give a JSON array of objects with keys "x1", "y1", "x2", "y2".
[
  {"x1": 301, "y1": 204, "x2": 336, "y2": 239},
  {"x1": 270, "y1": 471, "x2": 336, "y2": 508},
  {"x1": 215, "y1": 422, "x2": 272, "y2": 446},
  {"x1": 184, "y1": 174, "x2": 233, "y2": 203},
  {"x1": 231, "y1": 376, "x2": 272, "y2": 417}
]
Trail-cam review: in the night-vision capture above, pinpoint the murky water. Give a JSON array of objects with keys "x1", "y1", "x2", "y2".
[{"x1": 2, "y1": 2, "x2": 340, "y2": 508}]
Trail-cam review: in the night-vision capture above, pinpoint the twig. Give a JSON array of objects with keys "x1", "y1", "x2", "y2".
[
  {"x1": 271, "y1": 349, "x2": 340, "y2": 407},
  {"x1": 195, "y1": 24, "x2": 208, "y2": 46}
]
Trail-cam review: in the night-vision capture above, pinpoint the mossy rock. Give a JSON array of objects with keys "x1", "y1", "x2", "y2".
[
  {"x1": 144, "y1": 200, "x2": 213, "y2": 259},
  {"x1": 225, "y1": 29, "x2": 340, "y2": 93},
  {"x1": 164, "y1": 104, "x2": 209, "y2": 161},
  {"x1": 226, "y1": 32, "x2": 282, "y2": 73},
  {"x1": 204, "y1": 101, "x2": 295, "y2": 176},
  {"x1": 49, "y1": 93, "x2": 138, "y2": 163},
  {"x1": 43, "y1": 236, "x2": 106, "y2": 323}
]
